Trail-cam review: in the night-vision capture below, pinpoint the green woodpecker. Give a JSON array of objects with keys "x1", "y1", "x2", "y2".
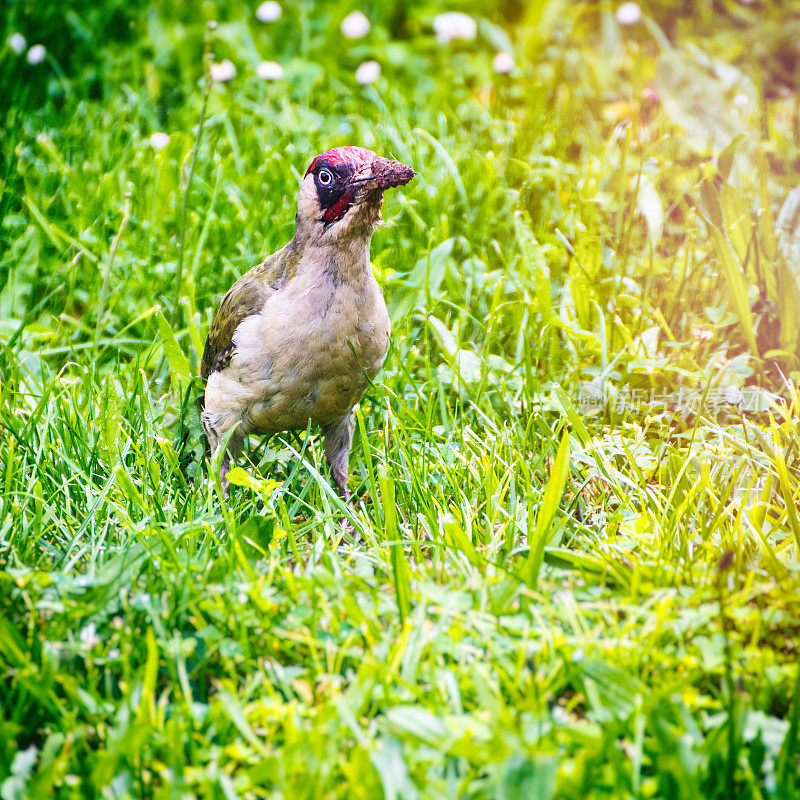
[{"x1": 201, "y1": 146, "x2": 415, "y2": 497}]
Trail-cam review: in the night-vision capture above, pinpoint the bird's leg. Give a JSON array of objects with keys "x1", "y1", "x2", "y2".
[
  {"x1": 219, "y1": 451, "x2": 232, "y2": 498},
  {"x1": 321, "y1": 411, "x2": 355, "y2": 500},
  {"x1": 219, "y1": 429, "x2": 244, "y2": 498},
  {"x1": 202, "y1": 410, "x2": 243, "y2": 499}
]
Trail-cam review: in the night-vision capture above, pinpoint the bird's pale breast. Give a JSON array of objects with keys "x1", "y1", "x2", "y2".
[{"x1": 224, "y1": 270, "x2": 389, "y2": 435}]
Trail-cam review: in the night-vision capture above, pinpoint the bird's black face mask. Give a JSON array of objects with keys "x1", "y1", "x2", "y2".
[{"x1": 310, "y1": 159, "x2": 356, "y2": 224}]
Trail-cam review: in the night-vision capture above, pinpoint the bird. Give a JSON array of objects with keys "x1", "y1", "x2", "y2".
[{"x1": 200, "y1": 146, "x2": 415, "y2": 498}]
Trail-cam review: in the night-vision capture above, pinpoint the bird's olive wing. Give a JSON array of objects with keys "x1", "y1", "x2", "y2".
[
  {"x1": 200, "y1": 243, "x2": 300, "y2": 381},
  {"x1": 200, "y1": 279, "x2": 265, "y2": 381}
]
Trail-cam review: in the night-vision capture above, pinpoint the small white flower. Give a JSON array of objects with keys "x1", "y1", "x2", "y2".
[
  {"x1": 492, "y1": 51, "x2": 514, "y2": 75},
  {"x1": 256, "y1": 60, "x2": 283, "y2": 80},
  {"x1": 341, "y1": 10, "x2": 371, "y2": 39},
  {"x1": 615, "y1": 2, "x2": 642, "y2": 25},
  {"x1": 552, "y1": 705, "x2": 571, "y2": 725},
  {"x1": 149, "y1": 132, "x2": 170, "y2": 152},
  {"x1": 432, "y1": 12, "x2": 477, "y2": 43},
  {"x1": 355, "y1": 59, "x2": 381, "y2": 85},
  {"x1": 210, "y1": 59, "x2": 237, "y2": 82},
  {"x1": 733, "y1": 93, "x2": 749, "y2": 108},
  {"x1": 8, "y1": 33, "x2": 26, "y2": 54},
  {"x1": 26, "y1": 44, "x2": 46, "y2": 65},
  {"x1": 79, "y1": 622, "x2": 100, "y2": 649},
  {"x1": 255, "y1": 1, "x2": 282, "y2": 23},
  {"x1": 723, "y1": 385, "x2": 743, "y2": 407}
]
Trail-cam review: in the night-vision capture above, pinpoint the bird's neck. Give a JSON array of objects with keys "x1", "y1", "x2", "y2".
[{"x1": 294, "y1": 232, "x2": 374, "y2": 287}]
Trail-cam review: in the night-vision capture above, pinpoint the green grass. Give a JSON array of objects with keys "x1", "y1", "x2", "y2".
[{"x1": 2, "y1": 1, "x2": 800, "y2": 797}]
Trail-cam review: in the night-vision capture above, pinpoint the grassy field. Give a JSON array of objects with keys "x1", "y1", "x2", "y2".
[{"x1": 2, "y1": 1, "x2": 800, "y2": 797}]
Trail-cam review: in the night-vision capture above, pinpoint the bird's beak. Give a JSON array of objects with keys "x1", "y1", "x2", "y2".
[
  {"x1": 350, "y1": 157, "x2": 415, "y2": 201},
  {"x1": 368, "y1": 157, "x2": 416, "y2": 190}
]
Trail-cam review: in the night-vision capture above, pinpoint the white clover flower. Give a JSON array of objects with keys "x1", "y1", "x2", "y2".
[
  {"x1": 26, "y1": 44, "x2": 46, "y2": 65},
  {"x1": 257, "y1": 60, "x2": 283, "y2": 80},
  {"x1": 733, "y1": 93, "x2": 749, "y2": 108},
  {"x1": 341, "y1": 10, "x2": 371, "y2": 39},
  {"x1": 432, "y1": 12, "x2": 477, "y2": 43},
  {"x1": 79, "y1": 622, "x2": 100, "y2": 649},
  {"x1": 492, "y1": 51, "x2": 515, "y2": 75},
  {"x1": 355, "y1": 60, "x2": 381, "y2": 85},
  {"x1": 210, "y1": 59, "x2": 236, "y2": 82},
  {"x1": 8, "y1": 33, "x2": 26, "y2": 55},
  {"x1": 552, "y1": 705, "x2": 571, "y2": 725},
  {"x1": 615, "y1": 2, "x2": 642, "y2": 25},
  {"x1": 255, "y1": 1, "x2": 282, "y2": 23},
  {"x1": 723, "y1": 385, "x2": 743, "y2": 407},
  {"x1": 149, "y1": 132, "x2": 170, "y2": 152}
]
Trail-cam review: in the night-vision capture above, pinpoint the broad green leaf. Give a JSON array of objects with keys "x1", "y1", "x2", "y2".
[
  {"x1": 2, "y1": 745, "x2": 38, "y2": 800},
  {"x1": 720, "y1": 183, "x2": 753, "y2": 275},
  {"x1": 709, "y1": 227, "x2": 758, "y2": 354},
  {"x1": 635, "y1": 175, "x2": 663, "y2": 245},
  {"x1": 386, "y1": 706, "x2": 449, "y2": 748},
  {"x1": 551, "y1": 386, "x2": 590, "y2": 445},
  {"x1": 524, "y1": 431, "x2": 570, "y2": 588},
  {"x1": 544, "y1": 547, "x2": 606, "y2": 573},
  {"x1": 155, "y1": 132, "x2": 192, "y2": 220},
  {"x1": 570, "y1": 234, "x2": 602, "y2": 329},
  {"x1": 389, "y1": 238, "x2": 455, "y2": 322},
  {"x1": 776, "y1": 259, "x2": 800, "y2": 352},
  {"x1": 522, "y1": 0, "x2": 569, "y2": 48},
  {"x1": 656, "y1": 50, "x2": 746, "y2": 153},
  {"x1": 427, "y1": 315, "x2": 457, "y2": 356},
  {"x1": 226, "y1": 465, "x2": 280, "y2": 501},
  {"x1": 776, "y1": 662, "x2": 800, "y2": 790},
  {"x1": 137, "y1": 627, "x2": 159, "y2": 724},
  {"x1": 381, "y1": 469, "x2": 411, "y2": 622},
  {"x1": 99, "y1": 377, "x2": 123, "y2": 467},
  {"x1": 235, "y1": 514, "x2": 275, "y2": 558},
  {"x1": 390, "y1": 544, "x2": 412, "y2": 625},
  {"x1": 115, "y1": 465, "x2": 146, "y2": 510},
  {"x1": 582, "y1": 659, "x2": 643, "y2": 721},
  {"x1": 513, "y1": 210, "x2": 552, "y2": 322},
  {"x1": 0, "y1": 226, "x2": 39, "y2": 319},
  {"x1": 413, "y1": 128, "x2": 467, "y2": 206},
  {"x1": 772, "y1": 441, "x2": 800, "y2": 552},
  {"x1": 698, "y1": 179, "x2": 724, "y2": 230},
  {"x1": 156, "y1": 310, "x2": 192, "y2": 386},
  {"x1": 718, "y1": 132, "x2": 746, "y2": 183},
  {"x1": 370, "y1": 736, "x2": 419, "y2": 800},
  {"x1": 155, "y1": 436, "x2": 189, "y2": 490},
  {"x1": 218, "y1": 689, "x2": 267, "y2": 755},
  {"x1": 479, "y1": 18, "x2": 515, "y2": 55},
  {"x1": 757, "y1": 149, "x2": 777, "y2": 261},
  {"x1": 226, "y1": 466, "x2": 255, "y2": 488},
  {"x1": 442, "y1": 515, "x2": 479, "y2": 567},
  {"x1": 188, "y1": 314, "x2": 205, "y2": 363},
  {"x1": 499, "y1": 754, "x2": 557, "y2": 800}
]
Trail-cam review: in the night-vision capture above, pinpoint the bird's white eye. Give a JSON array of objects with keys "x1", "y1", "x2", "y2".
[{"x1": 318, "y1": 168, "x2": 333, "y2": 186}]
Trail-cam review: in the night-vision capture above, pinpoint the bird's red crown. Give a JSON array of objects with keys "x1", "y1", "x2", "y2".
[{"x1": 304, "y1": 146, "x2": 374, "y2": 177}]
